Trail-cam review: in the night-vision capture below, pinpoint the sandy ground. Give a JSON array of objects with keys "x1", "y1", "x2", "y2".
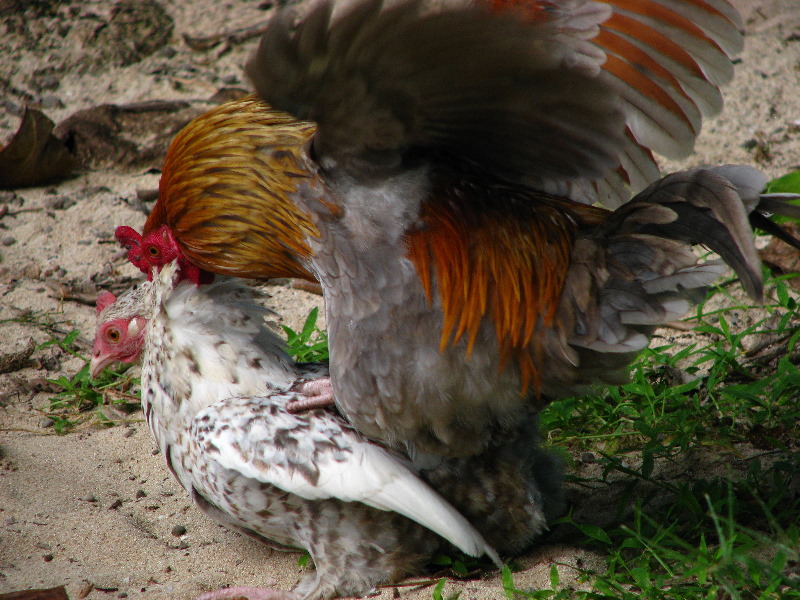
[{"x1": 0, "y1": 1, "x2": 799, "y2": 599}]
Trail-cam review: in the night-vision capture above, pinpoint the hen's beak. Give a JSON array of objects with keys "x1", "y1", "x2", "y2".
[{"x1": 90, "y1": 354, "x2": 115, "y2": 380}]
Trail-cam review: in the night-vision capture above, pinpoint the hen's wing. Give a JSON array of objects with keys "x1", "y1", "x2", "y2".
[{"x1": 190, "y1": 395, "x2": 501, "y2": 565}]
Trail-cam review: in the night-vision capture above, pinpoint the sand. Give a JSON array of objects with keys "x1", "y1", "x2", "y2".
[{"x1": 1, "y1": 1, "x2": 799, "y2": 598}]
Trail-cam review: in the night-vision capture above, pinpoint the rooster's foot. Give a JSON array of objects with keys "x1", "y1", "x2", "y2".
[{"x1": 286, "y1": 377, "x2": 335, "y2": 412}]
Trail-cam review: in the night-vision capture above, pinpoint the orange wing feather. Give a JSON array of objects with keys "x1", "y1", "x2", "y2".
[
  {"x1": 489, "y1": 0, "x2": 740, "y2": 199},
  {"x1": 407, "y1": 177, "x2": 608, "y2": 394},
  {"x1": 598, "y1": 0, "x2": 727, "y2": 47},
  {"x1": 602, "y1": 12, "x2": 707, "y2": 78}
]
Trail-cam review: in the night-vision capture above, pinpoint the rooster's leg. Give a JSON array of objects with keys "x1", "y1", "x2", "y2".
[
  {"x1": 286, "y1": 377, "x2": 335, "y2": 412},
  {"x1": 195, "y1": 586, "x2": 300, "y2": 600}
]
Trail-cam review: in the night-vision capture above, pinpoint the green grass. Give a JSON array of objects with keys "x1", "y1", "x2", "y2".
[
  {"x1": 0, "y1": 310, "x2": 139, "y2": 433},
  {"x1": 283, "y1": 306, "x2": 329, "y2": 362},
  {"x1": 45, "y1": 359, "x2": 140, "y2": 433},
  {"x1": 504, "y1": 267, "x2": 800, "y2": 599},
  {"x1": 41, "y1": 328, "x2": 140, "y2": 433}
]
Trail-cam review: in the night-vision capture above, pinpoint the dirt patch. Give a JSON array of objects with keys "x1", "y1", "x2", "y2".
[{"x1": 1, "y1": 1, "x2": 799, "y2": 598}]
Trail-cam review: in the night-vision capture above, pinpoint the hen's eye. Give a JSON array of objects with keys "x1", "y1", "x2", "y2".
[
  {"x1": 146, "y1": 245, "x2": 160, "y2": 257},
  {"x1": 106, "y1": 328, "x2": 121, "y2": 343}
]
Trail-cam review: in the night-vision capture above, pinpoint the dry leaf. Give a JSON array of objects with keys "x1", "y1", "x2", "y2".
[
  {"x1": 0, "y1": 107, "x2": 76, "y2": 189},
  {"x1": 759, "y1": 222, "x2": 800, "y2": 291},
  {"x1": 53, "y1": 100, "x2": 198, "y2": 171},
  {"x1": 0, "y1": 586, "x2": 69, "y2": 600}
]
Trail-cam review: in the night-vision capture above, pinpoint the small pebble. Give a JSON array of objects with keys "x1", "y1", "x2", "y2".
[
  {"x1": 39, "y1": 418, "x2": 55, "y2": 428},
  {"x1": 2, "y1": 101, "x2": 21, "y2": 117},
  {"x1": 580, "y1": 452, "x2": 596, "y2": 464},
  {"x1": 123, "y1": 428, "x2": 135, "y2": 438},
  {"x1": 39, "y1": 74, "x2": 59, "y2": 90},
  {"x1": 36, "y1": 542, "x2": 52, "y2": 550},
  {"x1": 177, "y1": 540, "x2": 189, "y2": 549},
  {"x1": 171, "y1": 524, "x2": 186, "y2": 537},
  {"x1": 81, "y1": 494, "x2": 98, "y2": 503},
  {"x1": 152, "y1": 448, "x2": 160, "y2": 455},
  {"x1": 45, "y1": 196, "x2": 77, "y2": 211},
  {"x1": 118, "y1": 594, "x2": 128, "y2": 598},
  {"x1": 43, "y1": 554, "x2": 54, "y2": 562},
  {"x1": 40, "y1": 95, "x2": 62, "y2": 109},
  {"x1": 0, "y1": 190, "x2": 19, "y2": 205},
  {"x1": 5, "y1": 517, "x2": 17, "y2": 525},
  {"x1": 135, "y1": 489, "x2": 147, "y2": 499},
  {"x1": 1, "y1": 236, "x2": 15, "y2": 246},
  {"x1": 221, "y1": 74, "x2": 238, "y2": 84},
  {"x1": 108, "y1": 499, "x2": 123, "y2": 510}
]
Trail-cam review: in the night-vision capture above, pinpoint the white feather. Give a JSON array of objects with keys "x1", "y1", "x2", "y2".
[{"x1": 205, "y1": 399, "x2": 500, "y2": 564}]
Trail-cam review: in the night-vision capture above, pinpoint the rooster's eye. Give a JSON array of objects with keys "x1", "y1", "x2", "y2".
[
  {"x1": 106, "y1": 328, "x2": 121, "y2": 343},
  {"x1": 146, "y1": 245, "x2": 160, "y2": 257}
]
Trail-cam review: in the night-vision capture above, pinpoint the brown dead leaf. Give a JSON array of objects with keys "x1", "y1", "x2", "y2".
[
  {"x1": 0, "y1": 586, "x2": 69, "y2": 600},
  {"x1": 53, "y1": 100, "x2": 199, "y2": 172},
  {"x1": 291, "y1": 279, "x2": 323, "y2": 295},
  {"x1": 76, "y1": 582, "x2": 93, "y2": 600},
  {"x1": 759, "y1": 222, "x2": 800, "y2": 291},
  {"x1": 0, "y1": 107, "x2": 76, "y2": 189}
]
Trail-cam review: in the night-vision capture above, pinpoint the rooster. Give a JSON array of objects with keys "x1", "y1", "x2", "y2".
[
  {"x1": 138, "y1": 0, "x2": 794, "y2": 456},
  {"x1": 91, "y1": 254, "x2": 567, "y2": 599}
]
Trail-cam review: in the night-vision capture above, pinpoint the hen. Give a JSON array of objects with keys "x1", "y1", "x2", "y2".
[
  {"x1": 91, "y1": 257, "x2": 567, "y2": 598},
  {"x1": 91, "y1": 262, "x2": 498, "y2": 599},
  {"x1": 139, "y1": 0, "x2": 794, "y2": 456}
]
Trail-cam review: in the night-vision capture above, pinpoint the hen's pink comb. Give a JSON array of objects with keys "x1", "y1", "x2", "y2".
[{"x1": 95, "y1": 290, "x2": 117, "y2": 314}]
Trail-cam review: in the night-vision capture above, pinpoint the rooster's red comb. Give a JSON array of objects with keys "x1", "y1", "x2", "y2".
[{"x1": 115, "y1": 226, "x2": 143, "y2": 249}]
